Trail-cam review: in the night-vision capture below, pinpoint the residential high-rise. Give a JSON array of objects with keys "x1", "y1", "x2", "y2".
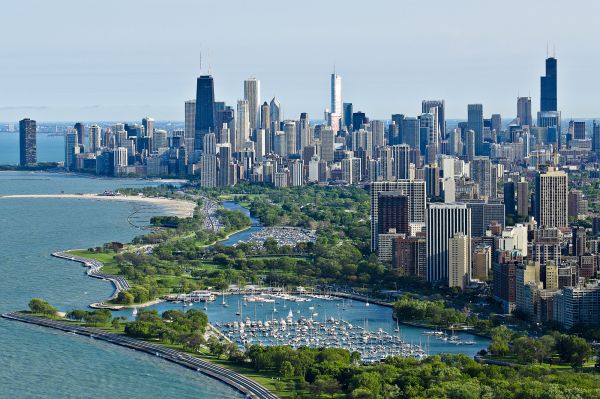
[
  {"x1": 422, "y1": 100, "x2": 445, "y2": 138},
  {"x1": 504, "y1": 180, "x2": 516, "y2": 216},
  {"x1": 200, "y1": 133, "x2": 217, "y2": 188},
  {"x1": 298, "y1": 113, "x2": 312, "y2": 151},
  {"x1": 320, "y1": 127, "x2": 335, "y2": 162},
  {"x1": 370, "y1": 120, "x2": 385, "y2": 149},
  {"x1": 244, "y1": 78, "x2": 260, "y2": 130},
  {"x1": 194, "y1": 75, "x2": 216, "y2": 152},
  {"x1": 370, "y1": 180, "x2": 426, "y2": 250},
  {"x1": 352, "y1": 111, "x2": 366, "y2": 131},
  {"x1": 64, "y1": 130, "x2": 79, "y2": 171},
  {"x1": 470, "y1": 156, "x2": 492, "y2": 198},
  {"x1": 343, "y1": 103, "x2": 353, "y2": 129},
  {"x1": 236, "y1": 100, "x2": 250, "y2": 152},
  {"x1": 88, "y1": 124, "x2": 101, "y2": 153},
  {"x1": 269, "y1": 97, "x2": 281, "y2": 126},
  {"x1": 260, "y1": 102, "x2": 271, "y2": 152},
  {"x1": 534, "y1": 167, "x2": 568, "y2": 228},
  {"x1": 426, "y1": 203, "x2": 471, "y2": 284},
  {"x1": 74, "y1": 122, "x2": 85, "y2": 148},
  {"x1": 401, "y1": 117, "x2": 419, "y2": 149},
  {"x1": 377, "y1": 192, "x2": 410, "y2": 235},
  {"x1": 491, "y1": 114, "x2": 501, "y2": 136},
  {"x1": 330, "y1": 73, "x2": 342, "y2": 131},
  {"x1": 142, "y1": 117, "x2": 155, "y2": 140},
  {"x1": 541, "y1": 57, "x2": 557, "y2": 112},
  {"x1": 467, "y1": 104, "x2": 484, "y2": 155},
  {"x1": 19, "y1": 118, "x2": 37, "y2": 166},
  {"x1": 391, "y1": 144, "x2": 410, "y2": 180},
  {"x1": 184, "y1": 100, "x2": 196, "y2": 153},
  {"x1": 517, "y1": 177, "x2": 529, "y2": 217},
  {"x1": 569, "y1": 120, "x2": 586, "y2": 140},
  {"x1": 284, "y1": 121, "x2": 297, "y2": 156},
  {"x1": 593, "y1": 121, "x2": 600, "y2": 157},
  {"x1": 448, "y1": 232, "x2": 470, "y2": 289},
  {"x1": 517, "y1": 97, "x2": 532, "y2": 127}
]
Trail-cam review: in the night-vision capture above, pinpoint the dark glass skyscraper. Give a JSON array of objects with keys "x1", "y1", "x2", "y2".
[
  {"x1": 467, "y1": 104, "x2": 484, "y2": 155},
  {"x1": 74, "y1": 122, "x2": 85, "y2": 148},
  {"x1": 343, "y1": 102, "x2": 353, "y2": 129},
  {"x1": 541, "y1": 57, "x2": 557, "y2": 112},
  {"x1": 195, "y1": 75, "x2": 216, "y2": 152},
  {"x1": 19, "y1": 118, "x2": 37, "y2": 166}
]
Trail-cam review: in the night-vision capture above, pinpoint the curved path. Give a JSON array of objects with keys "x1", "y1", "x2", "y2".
[
  {"x1": 1, "y1": 312, "x2": 278, "y2": 399},
  {"x1": 52, "y1": 251, "x2": 129, "y2": 304}
]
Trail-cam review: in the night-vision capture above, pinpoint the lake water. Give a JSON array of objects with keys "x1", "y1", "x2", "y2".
[
  {"x1": 0, "y1": 172, "x2": 242, "y2": 399},
  {"x1": 0, "y1": 133, "x2": 64, "y2": 165}
]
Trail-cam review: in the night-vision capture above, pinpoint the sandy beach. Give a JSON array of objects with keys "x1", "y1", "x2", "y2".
[{"x1": 0, "y1": 193, "x2": 196, "y2": 218}]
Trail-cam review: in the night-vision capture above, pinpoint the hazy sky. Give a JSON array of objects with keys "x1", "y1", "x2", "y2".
[{"x1": 2, "y1": 0, "x2": 600, "y2": 122}]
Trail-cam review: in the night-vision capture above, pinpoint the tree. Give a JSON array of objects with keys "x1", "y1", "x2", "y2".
[
  {"x1": 309, "y1": 376, "x2": 342, "y2": 398},
  {"x1": 556, "y1": 334, "x2": 592, "y2": 368},
  {"x1": 28, "y1": 298, "x2": 58, "y2": 316},
  {"x1": 115, "y1": 291, "x2": 135, "y2": 305},
  {"x1": 489, "y1": 326, "x2": 512, "y2": 356},
  {"x1": 280, "y1": 361, "x2": 295, "y2": 378}
]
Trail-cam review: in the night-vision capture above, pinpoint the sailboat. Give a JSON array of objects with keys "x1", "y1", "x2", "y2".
[
  {"x1": 235, "y1": 299, "x2": 241, "y2": 316},
  {"x1": 132, "y1": 307, "x2": 138, "y2": 317},
  {"x1": 394, "y1": 318, "x2": 400, "y2": 333},
  {"x1": 222, "y1": 290, "x2": 229, "y2": 307}
]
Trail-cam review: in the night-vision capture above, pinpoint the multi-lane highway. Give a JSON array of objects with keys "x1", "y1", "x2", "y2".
[{"x1": 2, "y1": 312, "x2": 279, "y2": 399}]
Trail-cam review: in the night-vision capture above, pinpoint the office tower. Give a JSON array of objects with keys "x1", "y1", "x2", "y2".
[
  {"x1": 215, "y1": 106, "x2": 235, "y2": 144},
  {"x1": 517, "y1": 97, "x2": 532, "y2": 127},
  {"x1": 422, "y1": 100, "x2": 445, "y2": 139},
  {"x1": 152, "y1": 129, "x2": 168, "y2": 152},
  {"x1": 273, "y1": 131, "x2": 286, "y2": 158},
  {"x1": 572, "y1": 227, "x2": 586, "y2": 257},
  {"x1": 370, "y1": 180, "x2": 426, "y2": 250},
  {"x1": 236, "y1": 100, "x2": 250, "y2": 152},
  {"x1": 424, "y1": 163, "x2": 440, "y2": 198},
  {"x1": 19, "y1": 118, "x2": 37, "y2": 166},
  {"x1": 298, "y1": 113, "x2": 311, "y2": 151},
  {"x1": 535, "y1": 167, "x2": 568, "y2": 228},
  {"x1": 465, "y1": 200, "x2": 505, "y2": 237},
  {"x1": 330, "y1": 73, "x2": 342, "y2": 131},
  {"x1": 74, "y1": 122, "x2": 85, "y2": 148},
  {"x1": 369, "y1": 120, "x2": 384, "y2": 149},
  {"x1": 113, "y1": 147, "x2": 128, "y2": 176},
  {"x1": 569, "y1": 120, "x2": 586, "y2": 140},
  {"x1": 244, "y1": 78, "x2": 260, "y2": 130},
  {"x1": 470, "y1": 156, "x2": 492, "y2": 198},
  {"x1": 64, "y1": 130, "x2": 79, "y2": 171},
  {"x1": 377, "y1": 192, "x2": 409, "y2": 235},
  {"x1": 426, "y1": 203, "x2": 471, "y2": 284},
  {"x1": 260, "y1": 101, "x2": 271, "y2": 153},
  {"x1": 467, "y1": 104, "x2": 484, "y2": 155},
  {"x1": 343, "y1": 103, "x2": 353, "y2": 129},
  {"x1": 184, "y1": 100, "x2": 196, "y2": 152},
  {"x1": 88, "y1": 124, "x2": 101, "y2": 153},
  {"x1": 593, "y1": 121, "x2": 600, "y2": 157},
  {"x1": 504, "y1": 180, "x2": 516, "y2": 216},
  {"x1": 142, "y1": 117, "x2": 155, "y2": 140},
  {"x1": 341, "y1": 157, "x2": 361, "y2": 184},
  {"x1": 378, "y1": 146, "x2": 393, "y2": 181},
  {"x1": 541, "y1": 57, "x2": 557, "y2": 112},
  {"x1": 491, "y1": 114, "x2": 501, "y2": 136},
  {"x1": 401, "y1": 117, "x2": 419, "y2": 149},
  {"x1": 391, "y1": 144, "x2": 410, "y2": 180},
  {"x1": 255, "y1": 129, "x2": 266, "y2": 159},
  {"x1": 465, "y1": 130, "x2": 475, "y2": 161},
  {"x1": 194, "y1": 75, "x2": 215, "y2": 152},
  {"x1": 200, "y1": 133, "x2": 217, "y2": 188},
  {"x1": 448, "y1": 128, "x2": 462, "y2": 156},
  {"x1": 448, "y1": 233, "x2": 470, "y2": 289},
  {"x1": 418, "y1": 113, "x2": 435, "y2": 154},
  {"x1": 352, "y1": 111, "x2": 366, "y2": 131},
  {"x1": 269, "y1": 97, "x2": 281, "y2": 126},
  {"x1": 283, "y1": 120, "x2": 297, "y2": 156},
  {"x1": 517, "y1": 178, "x2": 529, "y2": 217},
  {"x1": 320, "y1": 127, "x2": 335, "y2": 162},
  {"x1": 289, "y1": 159, "x2": 304, "y2": 186},
  {"x1": 217, "y1": 144, "x2": 231, "y2": 187}
]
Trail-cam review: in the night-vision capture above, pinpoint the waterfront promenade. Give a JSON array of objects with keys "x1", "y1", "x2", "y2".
[{"x1": 1, "y1": 312, "x2": 279, "y2": 399}]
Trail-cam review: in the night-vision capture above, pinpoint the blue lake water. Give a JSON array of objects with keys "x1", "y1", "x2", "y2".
[
  {"x1": 0, "y1": 172, "x2": 242, "y2": 399},
  {"x1": 0, "y1": 133, "x2": 64, "y2": 164}
]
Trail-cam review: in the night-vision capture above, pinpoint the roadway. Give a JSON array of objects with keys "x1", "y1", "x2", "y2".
[{"x1": 2, "y1": 312, "x2": 279, "y2": 399}]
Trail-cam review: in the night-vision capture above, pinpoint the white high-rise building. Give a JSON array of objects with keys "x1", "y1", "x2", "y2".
[
  {"x1": 426, "y1": 203, "x2": 471, "y2": 285},
  {"x1": 244, "y1": 78, "x2": 260, "y2": 130},
  {"x1": 284, "y1": 120, "x2": 296, "y2": 156},
  {"x1": 255, "y1": 128, "x2": 266, "y2": 159},
  {"x1": 236, "y1": 100, "x2": 250, "y2": 153},
  {"x1": 114, "y1": 147, "x2": 128, "y2": 176},
  {"x1": 330, "y1": 73, "x2": 342, "y2": 131},
  {"x1": 269, "y1": 97, "x2": 281, "y2": 126}
]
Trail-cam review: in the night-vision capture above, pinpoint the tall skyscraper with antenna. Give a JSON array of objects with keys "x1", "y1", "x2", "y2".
[
  {"x1": 194, "y1": 53, "x2": 215, "y2": 152},
  {"x1": 541, "y1": 56, "x2": 557, "y2": 112},
  {"x1": 330, "y1": 70, "x2": 342, "y2": 132}
]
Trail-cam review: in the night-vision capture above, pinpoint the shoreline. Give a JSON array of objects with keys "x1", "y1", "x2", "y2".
[
  {"x1": 0, "y1": 193, "x2": 196, "y2": 218},
  {"x1": 1, "y1": 312, "x2": 278, "y2": 399}
]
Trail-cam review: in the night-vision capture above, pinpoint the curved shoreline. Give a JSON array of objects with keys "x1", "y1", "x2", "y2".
[{"x1": 1, "y1": 312, "x2": 278, "y2": 399}]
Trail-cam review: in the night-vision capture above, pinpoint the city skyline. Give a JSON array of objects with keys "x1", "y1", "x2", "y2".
[{"x1": 3, "y1": 0, "x2": 600, "y2": 121}]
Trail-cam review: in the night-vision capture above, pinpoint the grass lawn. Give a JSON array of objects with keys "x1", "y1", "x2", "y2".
[{"x1": 67, "y1": 250, "x2": 120, "y2": 274}]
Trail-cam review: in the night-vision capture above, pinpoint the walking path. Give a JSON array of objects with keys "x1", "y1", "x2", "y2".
[{"x1": 1, "y1": 312, "x2": 278, "y2": 399}]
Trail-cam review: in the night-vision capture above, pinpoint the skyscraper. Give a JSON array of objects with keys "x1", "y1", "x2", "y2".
[
  {"x1": 64, "y1": 130, "x2": 79, "y2": 171},
  {"x1": 370, "y1": 180, "x2": 426, "y2": 250},
  {"x1": 236, "y1": 100, "x2": 250, "y2": 153},
  {"x1": 517, "y1": 97, "x2": 532, "y2": 126},
  {"x1": 540, "y1": 57, "x2": 557, "y2": 112},
  {"x1": 377, "y1": 192, "x2": 410, "y2": 235},
  {"x1": 569, "y1": 120, "x2": 586, "y2": 140},
  {"x1": 194, "y1": 75, "x2": 216, "y2": 152},
  {"x1": 448, "y1": 233, "x2": 470, "y2": 289},
  {"x1": 19, "y1": 118, "x2": 37, "y2": 166},
  {"x1": 244, "y1": 78, "x2": 260, "y2": 131},
  {"x1": 535, "y1": 167, "x2": 568, "y2": 228},
  {"x1": 504, "y1": 180, "x2": 516, "y2": 216},
  {"x1": 330, "y1": 73, "x2": 342, "y2": 131},
  {"x1": 184, "y1": 100, "x2": 196, "y2": 151},
  {"x1": 467, "y1": 104, "x2": 484, "y2": 156},
  {"x1": 74, "y1": 122, "x2": 85, "y2": 148},
  {"x1": 142, "y1": 117, "x2": 155, "y2": 140},
  {"x1": 422, "y1": 100, "x2": 445, "y2": 138},
  {"x1": 343, "y1": 103, "x2": 353, "y2": 130},
  {"x1": 298, "y1": 113, "x2": 311, "y2": 151},
  {"x1": 320, "y1": 127, "x2": 335, "y2": 162},
  {"x1": 88, "y1": 124, "x2": 101, "y2": 153},
  {"x1": 517, "y1": 177, "x2": 529, "y2": 217},
  {"x1": 491, "y1": 114, "x2": 501, "y2": 136},
  {"x1": 470, "y1": 156, "x2": 492, "y2": 198},
  {"x1": 283, "y1": 120, "x2": 297, "y2": 156},
  {"x1": 426, "y1": 203, "x2": 471, "y2": 284},
  {"x1": 391, "y1": 144, "x2": 410, "y2": 180}
]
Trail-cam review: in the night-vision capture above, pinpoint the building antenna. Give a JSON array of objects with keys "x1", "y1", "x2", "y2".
[
  {"x1": 546, "y1": 42, "x2": 549, "y2": 58},
  {"x1": 199, "y1": 51, "x2": 202, "y2": 72},
  {"x1": 553, "y1": 44, "x2": 556, "y2": 58}
]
